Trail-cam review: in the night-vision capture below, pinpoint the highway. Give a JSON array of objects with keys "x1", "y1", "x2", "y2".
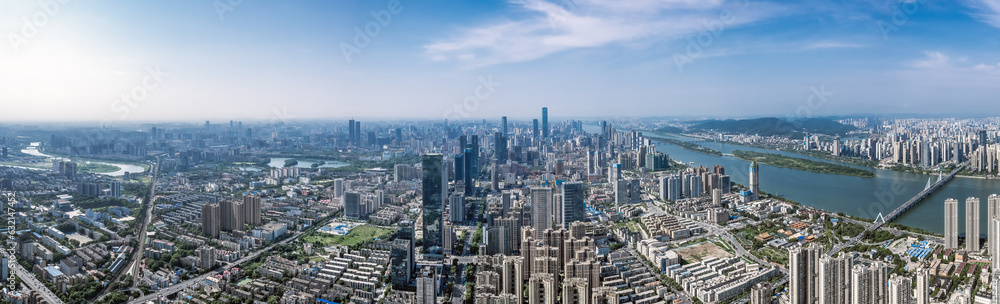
[{"x1": 2, "y1": 251, "x2": 65, "y2": 304}]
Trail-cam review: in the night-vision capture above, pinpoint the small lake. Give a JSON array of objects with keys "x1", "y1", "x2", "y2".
[{"x1": 268, "y1": 157, "x2": 348, "y2": 169}]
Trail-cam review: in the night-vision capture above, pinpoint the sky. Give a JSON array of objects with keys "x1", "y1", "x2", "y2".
[{"x1": 1, "y1": 0, "x2": 1000, "y2": 123}]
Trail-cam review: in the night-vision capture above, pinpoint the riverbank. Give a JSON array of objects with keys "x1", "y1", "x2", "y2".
[{"x1": 732, "y1": 150, "x2": 876, "y2": 178}]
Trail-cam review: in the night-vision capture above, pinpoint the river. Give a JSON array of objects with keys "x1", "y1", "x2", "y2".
[
  {"x1": 587, "y1": 126, "x2": 1000, "y2": 236},
  {"x1": 19, "y1": 143, "x2": 147, "y2": 177}
]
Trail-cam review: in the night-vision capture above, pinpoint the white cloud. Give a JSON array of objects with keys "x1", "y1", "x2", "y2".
[
  {"x1": 424, "y1": 0, "x2": 779, "y2": 68},
  {"x1": 965, "y1": 0, "x2": 1000, "y2": 28}
]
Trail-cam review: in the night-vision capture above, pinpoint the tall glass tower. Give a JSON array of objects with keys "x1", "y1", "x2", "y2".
[{"x1": 422, "y1": 154, "x2": 445, "y2": 255}]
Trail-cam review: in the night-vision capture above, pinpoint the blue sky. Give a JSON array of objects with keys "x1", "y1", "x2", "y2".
[{"x1": 1, "y1": 0, "x2": 999, "y2": 123}]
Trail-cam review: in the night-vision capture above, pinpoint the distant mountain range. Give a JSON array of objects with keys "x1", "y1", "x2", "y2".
[{"x1": 688, "y1": 117, "x2": 857, "y2": 137}]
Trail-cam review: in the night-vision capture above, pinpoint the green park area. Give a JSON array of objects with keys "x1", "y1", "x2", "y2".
[
  {"x1": 302, "y1": 225, "x2": 395, "y2": 249},
  {"x1": 732, "y1": 150, "x2": 876, "y2": 178}
]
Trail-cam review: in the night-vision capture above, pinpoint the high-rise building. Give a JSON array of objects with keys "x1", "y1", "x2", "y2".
[
  {"x1": 989, "y1": 194, "x2": 1000, "y2": 264},
  {"x1": 749, "y1": 161, "x2": 760, "y2": 200},
  {"x1": 501, "y1": 116, "x2": 508, "y2": 137},
  {"x1": 531, "y1": 187, "x2": 553, "y2": 230},
  {"x1": 219, "y1": 199, "x2": 238, "y2": 231},
  {"x1": 561, "y1": 182, "x2": 585, "y2": 228},
  {"x1": 345, "y1": 191, "x2": 362, "y2": 219},
  {"x1": 527, "y1": 273, "x2": 557, "y2": 304},
  {"x1": 945, "y1": 198, "x2": 959, "y2": 249},
  {"x1": 888, "y1": 276, "x2": 911, "y2": 304},
  {"x1": 201, "y1": 203, "x2": 220, "y2": 238},
  {"x1": 533, "y1": 119, "x2": 540, "y2": 139},
  {"x1": 449, "y1": 194, "x2": 465, "y2": 223},
  {"x1": 967, "y1": 197, "x2": 980, "y2": 251},
  {"x1": 592, "y1": 287, "x2": 619, "y2": 304},
  {"x1": 562, "y1": 277, "x2": 589, "y2": 304},
  {"x1": 390, "y1": 239, "x2": 412, "y2": 289},
  {"x1": 818, "y1": 254, "x2": 853, "y2": 304},
  {"x1": 416, "y1": 266, "x2": 437, "y2": 304},
  {"x1": 422, "y1": 154, "x2": 446, "y2": 255},
  {"x1": 495, "y1": 132, "x2": 508, "y2": 164},
  {"x1": 243, "y1": 194, "x2": 261, "y2": 226},
  {"x1": 334, "y1": 178, "x2": 345, "y2": 198},
  {"x1": 915, "y1": 267, "x2": 930, "y2": 304},
  {"x1": 541, "y1": 107, "x2": 549, "y2": 138},
  {"x1": 750, "y1": 282, "x2": 771, "y2": 304},
  {"x1": 789, "y1": 245, "x2": 820, "y2": 304}
]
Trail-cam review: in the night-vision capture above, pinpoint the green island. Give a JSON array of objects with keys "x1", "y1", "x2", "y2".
[
  {"x1": 650, "y1": 137, "x2": 723, "y2": 156},
  {"x1": 731, "y1": 150, "x2": 876, "y2": 178},
  {"x1": 79, "y1": 162, "x2": 120, "y2": 173}
]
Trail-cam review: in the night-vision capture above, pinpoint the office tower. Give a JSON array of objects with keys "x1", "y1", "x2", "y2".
[
  {"x1": 989, "y1": 194, "x2": 1000, "y2": 261},
  {"x1": 502, "y1": 116, "x2": 508, "y2": 137},
  {"x1": 422, "y1": 154, "x2": 446, "y2": 255},
  {"x1": 531, "y1": 187, "x2": 553, "y2": 230},
  {"x1": 608, "y1": 163, "x2": 621, "y2": 182},
  {"x1": 819, "y1": 255, "x2": 853, "y2": 304},
  {"x1": 334, "y1": 178, "x2": 345, "y2": 198},
  {"x1": 398, "y1": 220, "x2": 416, "y2": 277},
  {"x1": 887, "y1": 276, "x2": 911, "y2": 304},
  {"x1": 751, "y1": 282, "x2": 770, "y2": 304},
  {"x1": 561, "y1": 182, "x2": 585, "y2": 228},
  {"x1": 449, "y1": 194, "x2": 465, "y2": 223},
  {"x1": 442, "y1": 221, "x2": 454, "y2": 255},
  {"x1": 348, "y1": 119, "x2": 356, "y2": 143},
  {"x1": 355, "y1": 121, "x2": 362, "y2": 144},
  {"x1": 201, "y1": 203, "x2": 220, "y2": 238},
  {"x1": 495, "y1": 132, "x2": 508, "y2": 164},
  {"x1": 390, "y1": 239, "x2": 412, "y2": 289},
  {"x1": 416, "y1": 266, "x2": 437, "y2": 304},
  {"x1": 528, "y1": 273, "x2": 557, "y2": 304},
  {"x1": 243, "y1": 194, "x2": 261, "y2": 226},
  {"x1": 915, "y1": 267, "x2": 929, "y2": 304},
  {"x1": 345, "y1": 192, "x2": 362, "y2": 219},
  {"x1": 533, "y1": 119, "x2": 540, "y2": 139},
  {"x1": 562, "y1": 277, "x2": 589, "y2": 304},
  {"x1": 541, "y1": 107, "x2": 548, "y2": 138},
  {"x1": 945, "y1": 198, "x2": 959, "y2": 249},
  {"x1": 789, "y1": 245, "x2": 820, "y2": 304},
  {"x1": 470, "y1": 135, "x2": 480, "y2": 179},
  {"x1": 749, "y1": 161, "x2": 759, "y2": 200},
  {"x1": 967, "y1": 197, "x2": 981, "y2": 251}
]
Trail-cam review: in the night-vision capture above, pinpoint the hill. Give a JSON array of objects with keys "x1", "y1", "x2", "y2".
[{"x1": 689, "y1": 117, "x2": 856, "y2": 137}]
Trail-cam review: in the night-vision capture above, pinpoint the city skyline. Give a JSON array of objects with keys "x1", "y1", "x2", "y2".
[{"x1": 3, "y1": 1, "x2": 1000, "y2": 121}]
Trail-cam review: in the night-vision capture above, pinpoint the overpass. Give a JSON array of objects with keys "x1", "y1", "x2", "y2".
[{"x1": 828, "y1": 162, "x2": 967, "y2": 255}]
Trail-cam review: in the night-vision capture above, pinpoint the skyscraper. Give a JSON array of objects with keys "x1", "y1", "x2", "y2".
[
  {"x1": 416, "y1": 266, "x2": 437, "y2": 304},
  {"x1": 541, "y1": 107, "x2": 548, "y2": 138},
  {"x1": 967, "y1": 197, "x2": 980, "y2": 251},
  {"x1": 219, "y1": 199, "x2": 242, "y2": 232},
  {"x1": 533, "y1": 119, "x2": 540, "y2": 139},
  {"x1": 888, "y1": 276, "x2": 911, "y2": 304},
  {"x1": 531, "y1": 186, "x2": 553, "y2": 230},
  {"x1": 334, "y1": 178, "x2": 345, "y2": 198},
  {"x1": 818, "y1": 254, "x2": 853, "y2": 304},
  {"x1": 422, "y1": 154, "x2": 446, "y2": 255},
  {"x1": 449, "y1": 194, "x2": 465, "y2": 223},
  {"x1": 945, "y1": 198, "x2": 958, "y2": 249},
  {"x1": 989, "y1": 194, "x2": 1000, "y2": 264},
  {"x1": 915, "y1": 267, "x2": 930, "y2": 304},
  {"x1": 243, "y1": 194, "x2": 261, "y2": 226},
  {"x1": 345, "y1": 191, "x2": 362, "y2": 219},
  {"x1": 495, "y1": 132, "x2": 508, "y2": 164},
  {"x1": 528, "y1": 273, "x2": 557, "y2": 304},
  {"x1": 789, "y1": 245, "x2": 820, "y2": 304},
  {"x1": 201, "y1": 203, "x2": 220, "y2": 238},
  {"x1": 501, "y1": 116, "x2": 508, "y2": 137},
  {"x1": 561, "y1": 182, "x2": 585, "y2": 228},
  {"x1": 750, "y1": 283, "x2": 771, "y2": 304},
  {"x1": 749, "y1": 161, "x2": 760, "y2": 200}
]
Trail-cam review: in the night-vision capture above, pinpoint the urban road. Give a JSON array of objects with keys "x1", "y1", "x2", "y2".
[
  {"x1": 2, "y1": 250, "x2": 65, "y2": 304},
  {"x1": 827, "y1": 162, "x2": 967, "y2": 256},
  {"x1": 131, "y1": 219, "x2": 326, "y2": 303}
]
